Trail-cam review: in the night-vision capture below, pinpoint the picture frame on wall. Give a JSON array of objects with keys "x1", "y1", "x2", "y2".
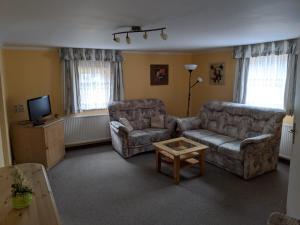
[
  {"x1": 150, "y1": 64, "x2": 169, "y2": 85},
  {"x1": 209, "y1": 63, "x2": 225, "y2": 85}
]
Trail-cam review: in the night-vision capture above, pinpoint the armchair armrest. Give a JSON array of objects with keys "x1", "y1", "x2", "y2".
[
  {"x1": 176, "y1": 117, "x2": 201, "y2": 132},
  {"x1": 110, "y1": 121, "x2": 130, "y2": 135},
  {"x1": 165, "y1": 115, "x2": 177, "y2": 131},
  {"x1": 267, "y1": 212, "x2": 300, "y2": 225},
  {"x1": 241, "y1": 133, "x2": 273, "y2": 147}
]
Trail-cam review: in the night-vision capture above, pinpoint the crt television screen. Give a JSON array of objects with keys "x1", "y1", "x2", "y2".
[{"x1": 27, "y1": 96, "x2": 51, "y2": 121}]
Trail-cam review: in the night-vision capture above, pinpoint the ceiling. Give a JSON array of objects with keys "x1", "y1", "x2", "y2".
[{"x1": 0, "y1": 0, "x2": 300, "y2": 51}]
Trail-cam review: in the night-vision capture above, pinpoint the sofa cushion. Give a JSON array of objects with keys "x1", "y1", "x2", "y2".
[
  {"x1": 199, "y1": 101, "x2": 286, "y2": 140},
  {"x1": 183, "y1": 129, "x2": 235, "y2": 147},
  {"x1": 218, "y1": 140, "x2": 243, "y2": 160},
  {"x1": 182, "y1": 129, "x2": 216, "y2": 140},
  {"x1": 199, "y1": 134, "x2": 236, "y2": 148}
]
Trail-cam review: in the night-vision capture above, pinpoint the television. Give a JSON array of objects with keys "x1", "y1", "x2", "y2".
[{"x1": 27, "y1": 95, "x2": 51, "y2": 126}]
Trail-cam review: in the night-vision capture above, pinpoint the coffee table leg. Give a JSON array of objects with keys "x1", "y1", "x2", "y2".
[
  {"x1": 174, "y1": 156, "x2": 180, "y2": 184},
  {"x1": 156, "y1": 149, "x2": 161, "y2": 172},
  {"x1": 199, "y1": 151, "x2": 205, "y2": 176}
]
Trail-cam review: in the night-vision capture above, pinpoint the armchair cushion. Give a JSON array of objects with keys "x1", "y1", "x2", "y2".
[
  {"x1": 119, "y1": 118, "x2": 134, "y2": 132},
  {"x1": 128, "y1": 130, "x2": 152, "y2": 147},
  {"x1": 128, "y1": 128, "x2": 170, "y2": 147},
  {"x1": 150, "y1": 114, "x2": 165, "y2": 129},
  {"x1": 177, "y1": 117, "x2": 201, "y2": 132},
  {"x1": 143, "y1": 128, "x2": 170, "y2": 142}
]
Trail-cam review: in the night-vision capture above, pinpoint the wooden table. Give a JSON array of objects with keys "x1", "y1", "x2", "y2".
[
  {"x1": 0, "y1": 163, "x2": 62, "y2": 225},
  {"x1": 153, "y1": 137, "x2": 208, "y2": 184}
]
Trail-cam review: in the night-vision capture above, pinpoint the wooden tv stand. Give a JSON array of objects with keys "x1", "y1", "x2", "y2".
[{"x1": 11, "y1": 118, "x2": 65, "y2": 169}]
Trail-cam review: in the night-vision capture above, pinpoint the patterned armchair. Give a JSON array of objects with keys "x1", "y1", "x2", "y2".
[
  {"x1": 108, "y1": 99, "x2": 177, "y2": 158},
  {"x1": 177, "y1": 101, "x2": 286, "y2": 179},
  {"x1": 267, "y1": 212, "x2": 300, "y2": 225}
]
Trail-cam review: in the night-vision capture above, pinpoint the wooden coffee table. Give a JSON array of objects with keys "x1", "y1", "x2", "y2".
[{"x1": 153, "y1": 137, "x2": 208, "y2": 184}]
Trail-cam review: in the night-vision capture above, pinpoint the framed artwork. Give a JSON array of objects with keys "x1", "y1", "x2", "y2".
[
  {"x1": 150, "y1": 64, "x2": 169, "y2": 85},
  {"x1": 209, "y1": 63, "x2": 225, "y2": 85}
]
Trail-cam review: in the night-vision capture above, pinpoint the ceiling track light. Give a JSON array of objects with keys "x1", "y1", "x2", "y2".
[
  {"x1": 126, "y1": 33, "x2": 131, "y2": 44},
  {"x1": 113, "y1": 34, "x2": 120, "y2": 43},
  {"x1": 112, "y1": 26, "x2": 167, "y2": 44},
  {"x1": 160, "y1": 29, "x2": 168, "y2": 40},
  {"x1": 143, "y1": 31, "x2": 148, "y2": 40}
]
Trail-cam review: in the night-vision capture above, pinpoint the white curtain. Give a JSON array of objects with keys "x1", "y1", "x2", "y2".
[
  {"x1": 78, "y1": 61, "x2": 111, "y2": 110},
  {"x1": 245, "y1": 54, "x2": 288, "y2": 109}
]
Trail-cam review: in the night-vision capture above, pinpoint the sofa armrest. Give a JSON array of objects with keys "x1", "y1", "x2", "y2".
[
  {"x1": 165, "y1": 115, "x2": 177, "y2": 131},
  {"x1": 241, "y1": 134, "x2": 274, "y2": 147},
  {"x1": 110, "y1": 121, "x2": 130, "y2": 136},
  {"x1": 176, "y1": 117, "x2": 201, "y2": 132},
  {"x1": 267, "y1": 212, "x2": 300, "y2": 225}
]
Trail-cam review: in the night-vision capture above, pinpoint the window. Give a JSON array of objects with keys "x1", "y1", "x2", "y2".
[
  {"x1": 245, "y1": 54, "x2": 288, "y2": 109},
  {"x1": 78, "y1": 61, "x2": 111, "y2": 110}
]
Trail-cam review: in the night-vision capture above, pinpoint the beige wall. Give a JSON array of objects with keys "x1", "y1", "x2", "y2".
[
  {"x1": 189, "y1": 50, "x2": 236, "y2": 116},
  {"x1": 123, "y1": 50, "x2": 236, "y2": 117},
  {"x1": 0, "y1": 49, "x2": 11, "y2": 166},
  {"x1": 123, "y1": 52, "x2": 193, "y2": 116},
  {"x1": 2, "y1": 49, "x2": 63, "y2": 122},
  {"x1": 2, "y1": 49, "x2": 237, "y2": 119}
]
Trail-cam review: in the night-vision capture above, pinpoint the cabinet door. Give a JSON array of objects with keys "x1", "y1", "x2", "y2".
[{"x1": 44, "y1": 121, "x2": 65, "y2": 168}]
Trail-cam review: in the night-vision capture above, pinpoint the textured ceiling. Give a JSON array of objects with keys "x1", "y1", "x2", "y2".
[{"x1": 0, "y1": 0, "x2": 300, "y2": 50}]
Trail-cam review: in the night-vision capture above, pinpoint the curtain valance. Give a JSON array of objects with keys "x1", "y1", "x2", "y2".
[
  {"x1": 234, "y1": 39, "x2": 298, "y2": 59},
  {"x1": 59, "y1": 48, "x2": 123, "y2": 62}
]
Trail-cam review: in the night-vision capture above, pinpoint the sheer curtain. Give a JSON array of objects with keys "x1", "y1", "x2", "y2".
[
  {"x1": 245, "y1": 54, "x2": 288, "y2": 109},
  {"x1": 78, "y1": 61, "x2": 111, "y2": 110}
]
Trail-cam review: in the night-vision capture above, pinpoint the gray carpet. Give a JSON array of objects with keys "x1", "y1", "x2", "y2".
[{"x1": 48, "y1": 144, "x2": 289, "y2": 225}]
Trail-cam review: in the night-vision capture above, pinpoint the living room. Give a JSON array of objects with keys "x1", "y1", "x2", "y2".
[{"x1": 0, "y1": 0, "x2": 300, "y2": 225}]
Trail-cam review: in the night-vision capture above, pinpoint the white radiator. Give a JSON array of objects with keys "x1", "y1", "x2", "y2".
[
  {"x1": 64, "y1": 115, "x2": 111, "y2": 147},
  {"x1": 279, "y1": 124, "x2": 293, "y2": 160}
]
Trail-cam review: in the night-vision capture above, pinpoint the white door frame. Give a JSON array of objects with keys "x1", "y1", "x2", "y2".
[{"x1": 287, "y1": 38, "x2": 300, "y2": 219}]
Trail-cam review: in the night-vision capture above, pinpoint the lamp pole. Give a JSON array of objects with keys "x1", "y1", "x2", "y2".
[{"x1": 187, "y1": 70, "x2": 192, "y2": 116}]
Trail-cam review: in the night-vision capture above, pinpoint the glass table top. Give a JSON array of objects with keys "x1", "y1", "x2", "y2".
[{"x1": 164, "y1": 139, "x2": 197, "y2": 151}]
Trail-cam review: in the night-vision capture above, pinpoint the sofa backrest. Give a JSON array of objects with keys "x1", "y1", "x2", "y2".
[
  {"x1": 108, "y1": 99, "x2": 166, "y2": 130},
  {"x1": 199, "y1": 101, "x2": 286, "y2": 140}
]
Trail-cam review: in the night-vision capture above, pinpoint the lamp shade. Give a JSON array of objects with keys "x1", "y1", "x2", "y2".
[
  {"x1": 184, "y1": 64, "x2": 198, "y2": 71},
  {"x1": 197, "y1": 76, "x2": 203, "y2": 83}
]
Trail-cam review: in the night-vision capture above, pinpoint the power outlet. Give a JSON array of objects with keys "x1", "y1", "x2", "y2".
[{"x1": 14, "y1": 104, "x2": 25, "y2": 113}]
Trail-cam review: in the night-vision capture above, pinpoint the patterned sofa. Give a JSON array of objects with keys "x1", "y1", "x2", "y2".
[
  {"x1": 177, "y1": 101, "x2": 286, "y2": 179},
  {"x1": 108, "y1": 99, "x2": 177, "y2": 158}
]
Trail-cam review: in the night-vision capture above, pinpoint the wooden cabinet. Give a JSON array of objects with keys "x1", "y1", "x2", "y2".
[{"x1": 11, "y1": 118, "x2": 65, "y2": 169}]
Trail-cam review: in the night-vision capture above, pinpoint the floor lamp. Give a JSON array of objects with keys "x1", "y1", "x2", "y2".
[{"x1": 184, "y1": 64, "x2": 203, "y2": 116}]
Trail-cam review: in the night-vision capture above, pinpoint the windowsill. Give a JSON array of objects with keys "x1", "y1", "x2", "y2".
[{"x1": 69, "y1": 109, "x2": 109, "y2": 118}]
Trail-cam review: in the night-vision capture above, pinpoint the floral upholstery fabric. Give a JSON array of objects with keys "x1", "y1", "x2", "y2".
[
  {"x1": 108, "y1": 99, "x2": 176, "y2": 158},
  {"x1": 267, "y1": 212, "x2": 300, "y2": 225},
  {"x1": 179, "y1": 101, "x2": 286, "y2": 179}
]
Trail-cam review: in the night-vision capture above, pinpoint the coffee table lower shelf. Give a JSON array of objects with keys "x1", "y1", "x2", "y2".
[{"x1": 154, "y1": 137, "x2": 207, "y2": 184}]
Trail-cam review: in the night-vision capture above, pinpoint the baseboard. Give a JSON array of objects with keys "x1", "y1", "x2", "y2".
[{"x1": 65, "y1": 138, "x2": 111, "y2": 149}]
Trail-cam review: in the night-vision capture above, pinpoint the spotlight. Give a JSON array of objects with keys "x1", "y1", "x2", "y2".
[
  {"x1": 126, "y1": 33, "x2": 131, "y2": 44},
  {"x1": 113, "y1": 34, "x2": 120, "y2": 43},
  {"x1": 160, "y1": 29, "x2": 168, "y2": 40},
  {"x1": 143, "y1": 32, "x2": 148, "y2": 40}
]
